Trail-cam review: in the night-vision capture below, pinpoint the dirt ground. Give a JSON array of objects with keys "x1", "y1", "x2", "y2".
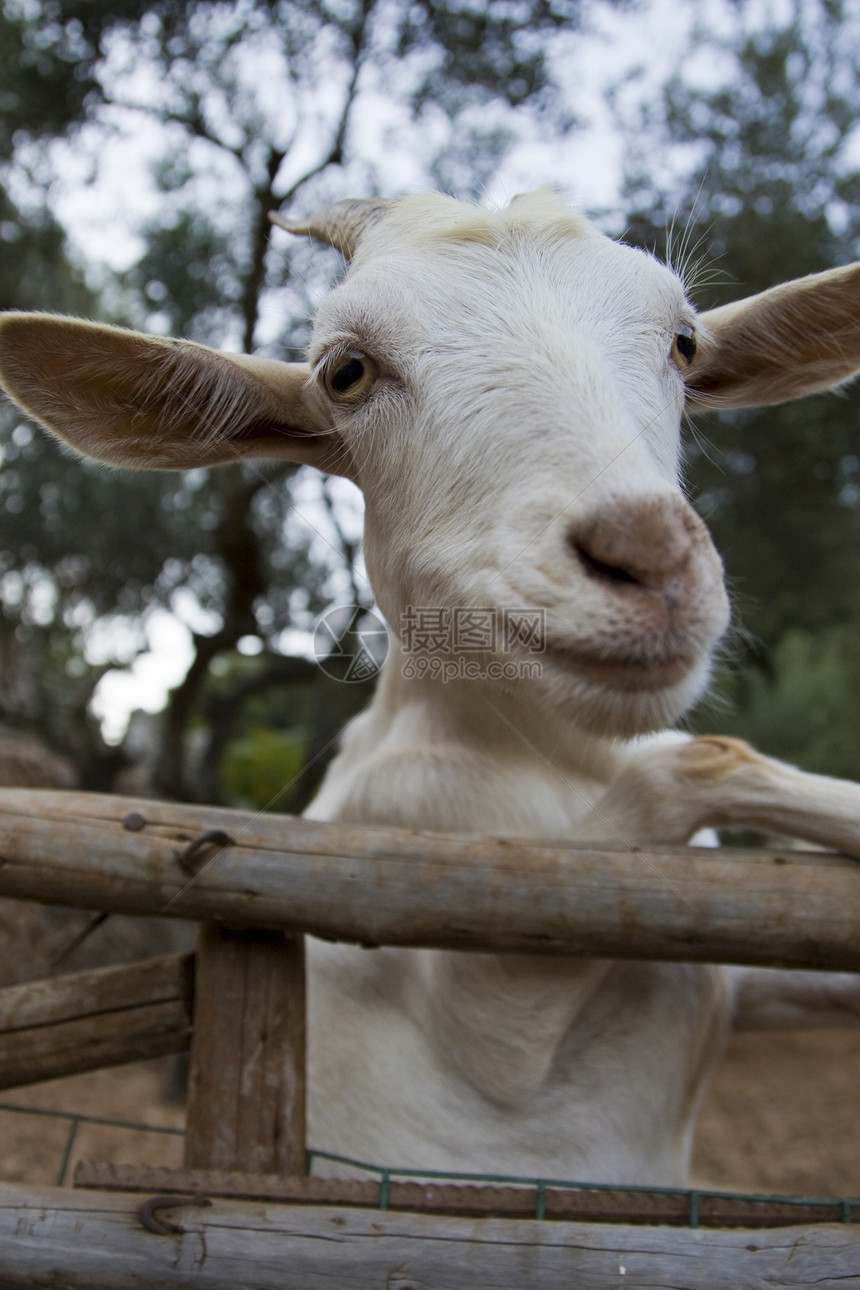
[
  {"x1": 2, "y1": 1029, "x2": 859, "y2": 1197},
  {"x1": 692, "y1": 1027, "x2": 860, "y2": 1197},
  {"x1": 0, "y1": 1057, "x2": 186, "y2": 1187}
]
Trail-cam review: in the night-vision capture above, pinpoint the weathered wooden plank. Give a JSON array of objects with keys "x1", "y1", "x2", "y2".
[
  {"x1": 74, "y1": 1161, "x2": 859, "y2": 1229},
  {"x1": 1, "y1": 1181, "x2": 859, "y2": 1289},
  {"x1": 0, "y1": 953, "x2": 193, "y2": 1089},
  {"x1": 184, "y1": 926, "x2": 306, "y2": 1174},
  {"x1": 0, "y1": 788, "x2": 858, "y2": 969}
]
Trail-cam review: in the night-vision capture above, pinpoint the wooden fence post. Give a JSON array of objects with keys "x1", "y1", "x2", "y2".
[{"x1": 184, "y1": 925, "x2": 306, "y2": 1175}]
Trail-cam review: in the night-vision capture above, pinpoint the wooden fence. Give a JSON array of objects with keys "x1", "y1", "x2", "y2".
[{"x1": 0, "y1": 786, "x2": 858, "y2": 1289}]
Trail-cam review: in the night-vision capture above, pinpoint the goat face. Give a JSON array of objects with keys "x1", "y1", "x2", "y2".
[{"x1": 305, "y1": 192, "x2": 729, "y2": 737}]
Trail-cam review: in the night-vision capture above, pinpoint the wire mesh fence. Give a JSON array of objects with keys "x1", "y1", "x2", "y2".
[
  {"x1": 0, "y1": 1101, "x2": 185, "y2": 1186},
  {"x1": 1, "y1": 1100, "x2": 857, "y2": 1228}
]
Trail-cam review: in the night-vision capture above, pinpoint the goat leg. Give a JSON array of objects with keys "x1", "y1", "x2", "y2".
[{"x1": 576, "y1": 735, "x2": 860, "y2": 857}]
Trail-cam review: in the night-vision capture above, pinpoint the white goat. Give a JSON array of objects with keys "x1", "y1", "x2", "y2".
[{"x1": 2, "y1": 189, "x2": 860, "y2": 1187}]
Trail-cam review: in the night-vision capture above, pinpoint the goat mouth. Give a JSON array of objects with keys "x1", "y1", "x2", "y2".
[{"x1": 543, "y1": 643, "x2": 697, "y2": 692}]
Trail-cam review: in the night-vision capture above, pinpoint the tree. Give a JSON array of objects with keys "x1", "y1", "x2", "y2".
[
  {"x1": 615, "y1": 0, "x2": 860, "y2": 770},
  {"x1": 0, "y1": 0, "x2": 592, "y2": 801}
]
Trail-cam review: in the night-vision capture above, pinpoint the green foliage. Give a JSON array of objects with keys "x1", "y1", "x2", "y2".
[
  {"x1": 220, "y1": 724, "x2": 307, "y2": 810},
  {"x1": 617, "y1": 0, "x2": 860, "y2": 776},
  {"x1": 0, "y1": 3, "x2": 100, "y2": 157},
  {"x1": 126, "y1": 208, "x2": 244, "y2": 341},
  {"x1": 697, "y1": 627, "x2": 860, "y2": 781},
  {"x1": 397, "y1": 0, "x2": 583, "y2": 112},
  {"x1": 692, "y1": 400, "x2": 860, "y2": 648},
  {"x1": 0, "y1": 189, "x2": 92, "y2": 315}
]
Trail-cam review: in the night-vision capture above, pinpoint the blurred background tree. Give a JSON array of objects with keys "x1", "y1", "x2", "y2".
[
  {"x1": 0, "y1": 0, "x2": 583, "y2": 803},
  {"x1": 615, "y1": 0, "x2": 860, "y2": 773},
  {"x1": 1, "y1": 0, "x2": 859, "y2": 805}
]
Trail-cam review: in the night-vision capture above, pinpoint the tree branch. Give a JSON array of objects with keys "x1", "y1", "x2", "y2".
[
  {"x1": 240, "y1": 2, "x2": 377, "y2": 349},
  {"x1": 114, "y1": 99, "x2": 246, "y2": 161},
  {"x1": 241, "y1": 145, "x2": 288, "y2": 353},
  {"x1": 154, "y1": 469, "x2": 274, "y2": 800},
  {"x1": 319, "y1": 478, "x2": 367, "y2": 609},
  {"x1": 275, "y1": 0, "x2": 378, "y2": 209}
]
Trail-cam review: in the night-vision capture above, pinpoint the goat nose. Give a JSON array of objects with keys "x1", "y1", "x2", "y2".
[{"x1": 567, "y1": 499, "x2": 694, "y2": 601}]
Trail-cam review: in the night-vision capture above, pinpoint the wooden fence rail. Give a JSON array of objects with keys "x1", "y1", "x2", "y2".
[
  {"x1": 2, "y1": 1182, "x2": 859, "y2": 1290},
  {"x1": 0, "y1": 952, "x2": 193, "y2": 1089},
  {"x1": 0, "y1": 788, "x2": 858, "y2": 969}
]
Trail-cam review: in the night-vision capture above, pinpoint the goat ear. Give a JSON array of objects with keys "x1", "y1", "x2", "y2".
[
  {"x1": 0, "y1": 313, "x2": 353, "y2": 476},
  {"x1": 269, "y1": 198, "x2": 396, "y2": 259},
  {"x1": 686, "y1": 261, "x2": 860, "y2": 410}
]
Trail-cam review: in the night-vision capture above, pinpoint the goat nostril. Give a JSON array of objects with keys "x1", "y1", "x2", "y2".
[
  {"x1": 567, "y1": 503, "x2": 695, "y2": 597},
  {"x1": 575, "y1": 544, "x2": 641, "y2": 588}
]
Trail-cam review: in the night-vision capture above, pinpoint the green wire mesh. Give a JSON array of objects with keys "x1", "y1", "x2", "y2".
[
  {"x1": 0, "y1": 1101, "x2": 184, "y2": 1186},
  {"x1": 1, "y1": 1101, "x2": 856, "y2": 1225},
  {"x1": 306, "y1": 1148, "x2": 857, "y2": 1226}
]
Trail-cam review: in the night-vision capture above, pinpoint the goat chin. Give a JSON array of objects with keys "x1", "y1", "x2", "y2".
[{"x1": 529, "y1": 654, "x2": 714, "y2": 739}]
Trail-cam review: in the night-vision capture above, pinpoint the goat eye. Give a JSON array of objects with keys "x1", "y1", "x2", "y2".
[
  {"x1": 672, "y1": 325, "x2": 697, "y2": 367},
  {"x1": 324, "y1": 351, "x2": 378, "y2": 402}
]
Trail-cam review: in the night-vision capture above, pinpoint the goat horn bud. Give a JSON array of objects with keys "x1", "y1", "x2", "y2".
[{"x1": 268, "y1": 198, "x2": 396, "y2": 259}]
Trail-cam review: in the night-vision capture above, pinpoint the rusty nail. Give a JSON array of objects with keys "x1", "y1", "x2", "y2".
[
  {"x1": 122, "y1": 812, "x2": 147, "y2": 832},
  {"x1": 173, "y1": 829, "x2": 236, "y2": 875},
  {"x1": 139, "y1": 1193, "x2": 212, "y2": 1235}
]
